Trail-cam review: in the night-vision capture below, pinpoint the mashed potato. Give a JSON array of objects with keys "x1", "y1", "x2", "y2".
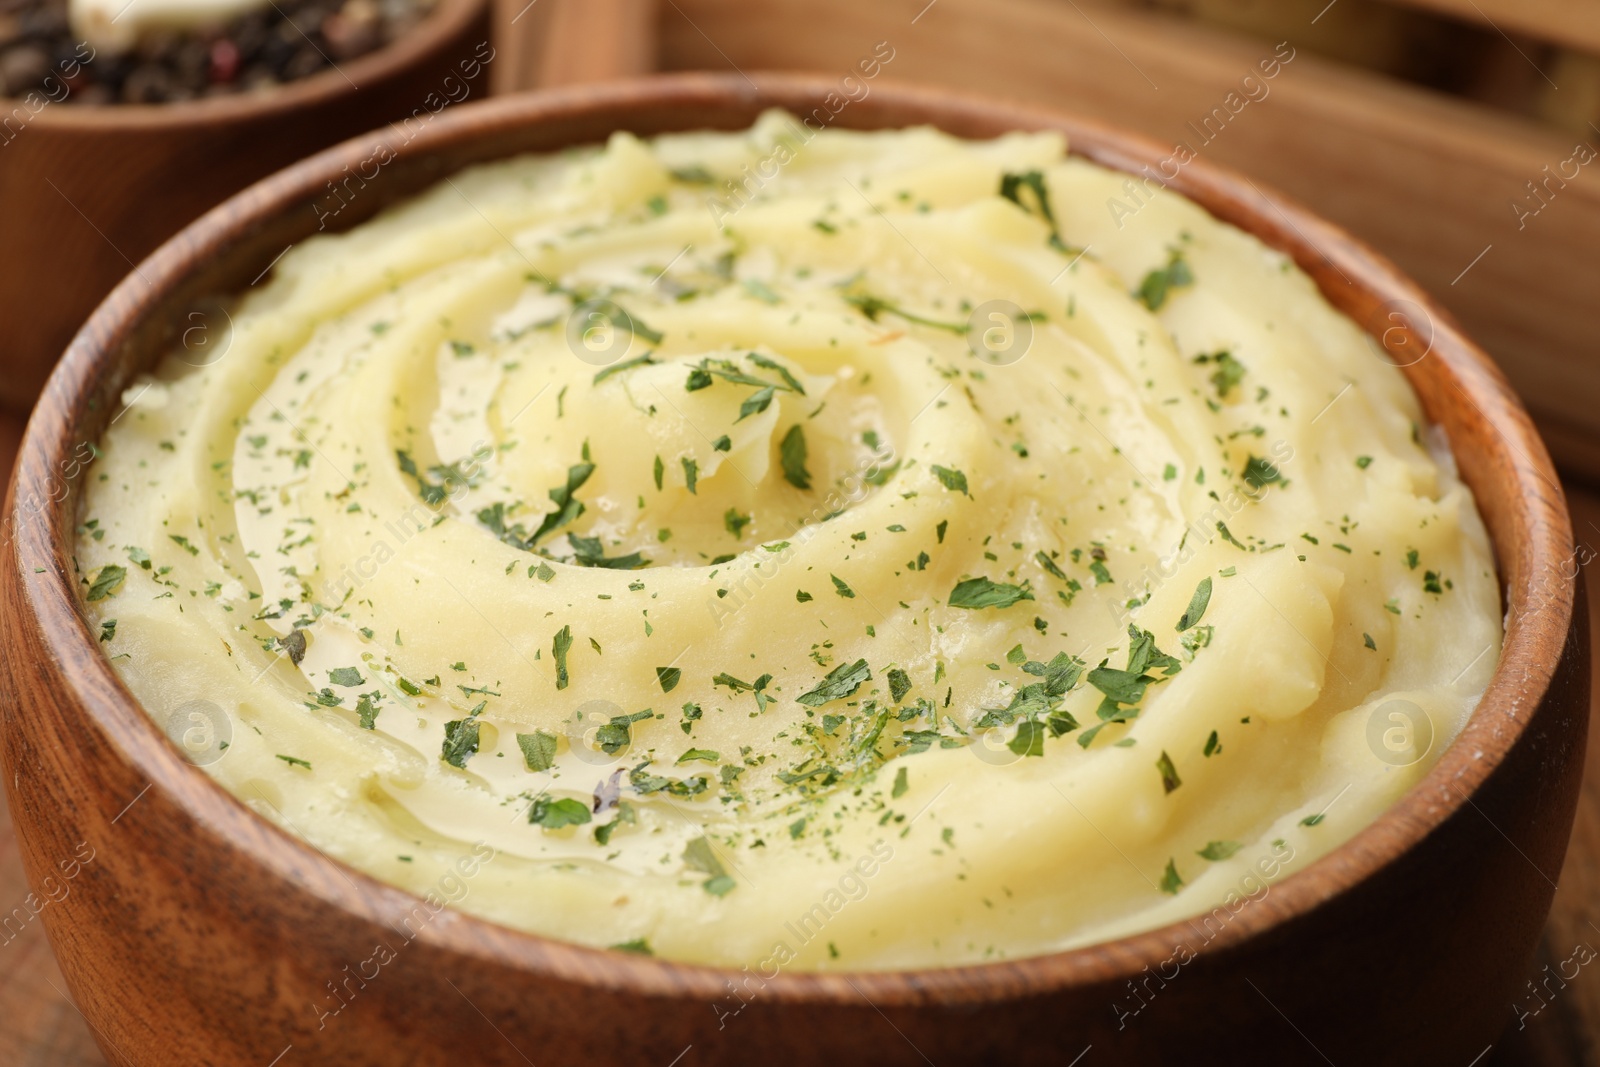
[{"x1": 75, "y1": 112, "x2": 1500, "y2": 970}]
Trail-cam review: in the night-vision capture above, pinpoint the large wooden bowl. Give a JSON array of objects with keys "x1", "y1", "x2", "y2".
[
  {"x1": 0, "y1": 0, "x2": 490, "y2": 417},
  {"x1": 0, "y1": 73, "x2": 1586, "y2": 1066}
]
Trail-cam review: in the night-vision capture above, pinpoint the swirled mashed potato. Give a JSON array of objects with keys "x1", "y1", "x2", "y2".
[{"x1": 76, "y1": 112, "x2": 1500, "y2": 970}]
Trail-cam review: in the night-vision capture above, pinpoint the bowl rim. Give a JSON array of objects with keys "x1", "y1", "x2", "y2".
[
  {"x1": 0, "y1": 0, "x2": 486, "y2": 128},
  {"x1": 4, "y1": 70, "x2": 1576, "y2": 1005}
]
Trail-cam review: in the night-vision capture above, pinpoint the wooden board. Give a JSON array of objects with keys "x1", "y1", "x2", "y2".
[{"x1": 657, "y1": 0, "x2": 1600, "y2": 482}]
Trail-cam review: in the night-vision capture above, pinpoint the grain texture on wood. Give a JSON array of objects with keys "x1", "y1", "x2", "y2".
[
  {"x1": 1507, "y1": 488, "x2": 1600, "y2": 1065},
  {"x1": 0, "y1": 783, "x2": 104, "y2": 1067},
  {"x1": 0, "y1": 411, "x2": 22, "y2": 494},
  {"x1": 492, "y1": 0, "x2": 657, "y2": 92},
  {"x1": 658, "y1": 0, "x2": 1600, "y2": 480},
  {"x1": 1374, "y1": 0, "x2": 1600, "y2": 54},
  {"x1": 0, "y1": 0, "x2": 491, "y2": 418},
  {"x1": 0, "y1": 75, "x2": 1584, "y2": 1066}
]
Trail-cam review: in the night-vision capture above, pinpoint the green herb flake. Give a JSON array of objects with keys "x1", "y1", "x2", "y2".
[
  {"x1": 1158, "y1": 857, "x2": 1184, "y2": 895},
  {"x1": 552, "y1": 625, "x2": 574, "y2": 690},
  {"x1": 1009, "y1": 720, "x2": 1046, "y2": 758},
  {"x1": 931, "y1": 464, "x2": 969, "y2": 495},
  {"x1": 517, "y1": 730, "x2": 558, "y2": 772},
  {"x1": 1156, "y1": 750, "x2": 1182, "y2": 794},
  {"x1": 611, "y1": 937, "x2": 654, "y2": 955},
  {"x1": 1198, "y1": 840, "x2": 1242, "y2": 861},
  {"x1": 743, "y1": 278, "x2": 781, "y2": 304},
  {"x1": 797, "y1": 658, "x2": 871, "y2": 707},
  {"x1": 1135, "y1": 250, "x2": 1194, "y2": 312},
  {"x1": 441, "y1": 715, "x2": 482, "y2": 768},
  {"x1": 86, "y1": 564, "x2": 127, "y2": 601},
  {"x1": 948, "y1": 576, "x2": 1033, "y2": 610},
  {"x1": 780, "y1": 424, "x2": 811, "y2": 490},
  {"x1": 1242, "y1": 455, "x2": 1284, "y2": 490},
  {"x1": 737, "y1": 386, "x2": 776, "y2": 422},
  {"x1": 887, "y1": 668, "x2": 912, "y2": 703},
  {"x1": 529, "y1": 795, "x2": 591, "y2": 830},
  {"x1": 593, "y1": 352, "x2": 657, "y2": 385},
  {"x1": 683, "y1": 836, "x2": 735, "y2": 896},
  {"x1": 1176, "y1": 577, "x2": 1212, "y2": 632},
  {"x1": 998, "y1": 169, "x2": 1069, "y2": 251}
]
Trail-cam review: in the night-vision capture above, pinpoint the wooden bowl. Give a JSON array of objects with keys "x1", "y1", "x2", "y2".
[
  {"x1": 0, "y1": 73, "x2": 1586, "y2": 1067},
  {"x1": 0, "y1": 0, "x2": 490, "y2": 417}
]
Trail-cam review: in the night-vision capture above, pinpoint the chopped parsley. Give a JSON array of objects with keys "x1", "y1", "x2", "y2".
[
  {"x1": 1158, "y1": 858, "x2": 1183, "y2": 895},
  {"x1": 517, "y1": 730, "x2": 558, "y2": 772},
  {"x1": 552, "y1": 625, "x2": 574, "y2": 690},
  {"x1": 948, "y1": 577, "x2": 1033, "y2": 609},
  {"x1": 1176, "y1": 577, "x2": 1212, "y2": 632},
  {"x1": 441, "y1": 710, "x2": 483, "y2": 768},
  {"x1": 1198, "y1": 840, "x2": 1242, "y2": 861},
  {"x1": 998, "y1": 169, "x2": 1069, "y2": 252},
  {"x1": 328, "y1": 666, "x2": 364, "y2": 687},
  {"x1": 592, "y1": 352, "x2": 657, "y2": 385},
  {"x1": 86, "y1": 564, "x2": 126, "y2": 601},
  {"x1": 356, "y1": 693, "x2": 381, "y2": 730},
  {"x1": 930, "y1": 464, "x2": 969, "y2": 495},
  {"x1": 780, "y1": 424, "x2": 811, "y2": 490},
  {"x1": 529, "y1": 795, "x2": 591, "y2": 830},
  {"x1": 595, "y1": 710, "x2": 652, "y2": 754},
  {"x1": 1135, "y1": 250, "x2": 1194, "y2": 311},
  {"x1": 683, "y1": 836, "x2": 735, "y2": 896},
  {"x1": 1196, "y1": 350, "x2": 1247, "y2": 398},
  {"x1": 1242, "y1": 455, "x2": 1284, "y2": 490},
  {"x1": 1156, "y1": 750, "x2": 1182, "y2": 794},
  {"x1": 797, "y1": 658, "x2": 871, "y2": 707}
]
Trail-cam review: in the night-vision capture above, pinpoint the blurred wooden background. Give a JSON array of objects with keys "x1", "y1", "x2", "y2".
[{"x1": 5, "y1": 0, "x2": 1600, "y2": 1061}]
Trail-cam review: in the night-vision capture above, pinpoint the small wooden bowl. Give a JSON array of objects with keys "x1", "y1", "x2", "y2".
[
  {"x1": 0, "y1": 74, "x2": 1586, "y2": 1066},
  {"x1": 0, "y1": 0, "x2": 490, "y2": 416}
]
